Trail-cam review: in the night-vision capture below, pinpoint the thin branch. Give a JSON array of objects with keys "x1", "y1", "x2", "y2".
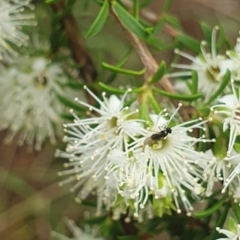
[
  {"x1": 110, "y1": 6, "x2": 190, "y2": 121},
  {"x1": 52, "y1": 1, "x2": 97, "y2": 104}
]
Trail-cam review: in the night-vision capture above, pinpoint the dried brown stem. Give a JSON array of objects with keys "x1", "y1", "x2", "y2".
[
  {"x1": 52, "y1": 1, "x2": 97, "y2": 104},
  {"x1": 110, "y1": 6, "x2": 190, "y2": 121}
]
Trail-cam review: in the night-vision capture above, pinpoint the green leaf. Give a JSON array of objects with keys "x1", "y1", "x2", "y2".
[
  {"x1": 99, "y1": 82, "x2": 140, "y2": 94},
  {"x1": 85, "y1": 0, "x2": 109, "y2": 38},
  {"x1": 194, "y1": 196, "x2": 227, "y2": 218},
  {"x1": 45, "y1": 0, "x2": 60, "y2": 3},
  {"x1": 204, "y1": 70, "x2": 231, "y2": 105},
  {"x1": 99, "y1": 82, "x2": 142, "y2": 94},
  {"x1": 177, "y1": 34, "x2": 200, "y2": 53},
  {"x1": 116, "y1": 49, "x2": 132, "y2": 67},
  {"x1": 200, "y1": 22, "x2": 211, "y2": 42},
  {"x1": 153, "y1": 87, "x2": 202, "y2": 101},
  {"x1": 112, "y1": 1, "x2": 149, "y2": 40},
  {"x1": 224, "y1": 38, "x2": 232, "y2": 50},
  {"x1": 191, "y1": 70, "x2": 198, "y2": 94},
  {"x1": 232, "y1": 202, "x2": 240, "y2": 224},
  {"x1": 149, "y1": 61, "x2": 166, "y2": 83},
  {"x1": 99, "y1": 82, "x2": 127, "y2": 94},
  {"x1": 139, "y1": 96, "x2": 149, "y2": 121},
  {"x1": 50, "y1": 14, "x2": 64, "y2": 53},
  {"x1": 105, "y1": 72, "x2": 117, "y2": 84},
  {"x1": 198, "y1": 106, "x2": 210, "y2": 117},
  {"x1": 148, "y1": 93, "x2": 162, "y2": 114},
  {"x1": 216, "y1": 25, "x2": 225, "y2": 48},
  {"x1": 60, "y1": 113, "x2": 74, "y2": 121},
  {"x1": 208, "y1": 203, "x2": 229, "y2": 240},
  {"x1": 56, "y1": 94, "x2": 86, "y2": 111},
  {"x1": 139, "y1": 0, "x2": 152, "y2": 8},
  {"x1": 164, "y1": 14, "x2": 182, "y2": 30},
  {"x1": 64, "y1": 80, "x2": 84, "y2": 89},
  {"x1": 133, "y1": 0, "x2": 139, "y2": 19},
  {"x1": 163, "y1": 0, "x2": 174, "y2": 12},
  {"x1": 145, "y1": 27, "x2": 153, "y2": 34},
  {"x1": 102, "y1": 62, "x2": 146, "y2": 76},
  {"x1": 146, "y1": 35, "x2": 163, "y2": 50},
  {"x1": 197, "y1": 127, "x2": 206, "y2": 151},
  {"x1": 167, "y1": 47, "x2": 181, "y2": 72},
  {"x1": 105, "y1": 49, "x2": 132, "y2": 84},
  {"x1": 153, "y1": 17, "x2": 166, "y2": 34}
]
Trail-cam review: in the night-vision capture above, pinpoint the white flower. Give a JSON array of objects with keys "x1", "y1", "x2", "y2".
[
  {"x1": 57, "y1": 95, "x2": 214, "y2": 218},
  {"x1": 168, "y1": 26, "x2": 233, "y2": 100},
  {"x1": 103, "y1": 150, "x2": 174, "y2": 221},
  {"x1": 203, "y1": 150, "x2": 230, "y2": 197},
  {"x1": 56, "y1": 89, "x2": 147, "y2": 217},
  {"x1": 73, "y1": 87, "x2": 146, "y2": 150},
  {"x1": 0, "y1": 0, "x2": 36, "y2": 61},
  {"x1": 0, "y1": 56, "x2": 70, "y2": 150},
  {"x1": 221, "y1": 153, "x2": 240, "y2": 201},
  {"x1": 216, "y1": 225, "x2": 240, "y2": 240},
  {"x1": 203, "y1": 148, "x2": 240, "y2": 201},
  {"x1": 131, "y1": 105, "x2": 213, "y2": 214},
  {"x1": 52, "y1": 219, "x2": 104, "y2": 240},
  {"x1": 104, "y1": 149, "x2": 149, "y2": 218},
  {"x1": 211, "y1": 80, "x2": 240, "y2": 155},
  {"x1": 226, "y1": 37, "x2": 240, "y2": 81}
]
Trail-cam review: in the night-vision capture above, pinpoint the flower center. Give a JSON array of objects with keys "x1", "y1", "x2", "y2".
[
  {"x1": 206, "y1": 65, "x2": 221, "y2": 82},
  {"x1": 150, "y1": 138, "x2": 169, "y2": 150},
  {"x1": 234, "y1": 107, "x2": 240, "y2": 118},
  {"x1": 34, "y1": 74, "x2": 48, "y2": 88},
  {"x1": 109, "y1": 116, "x2": 118, "y2": 128}
]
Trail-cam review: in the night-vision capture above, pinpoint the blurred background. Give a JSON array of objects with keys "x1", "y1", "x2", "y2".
[{"x1": 0, "y1": 0, "x2": 240, "y2": 239}]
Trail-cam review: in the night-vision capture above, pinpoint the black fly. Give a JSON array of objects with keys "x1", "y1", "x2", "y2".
[
  {"x1": 143, "y1": 126, "x2": 172, "y2": 151},
  {"x1": 142, "y1": 104, "x2": 183, "y2": 151},
  {"x1": 149, "y1": 127, "x2": 172, "y2": 141}
]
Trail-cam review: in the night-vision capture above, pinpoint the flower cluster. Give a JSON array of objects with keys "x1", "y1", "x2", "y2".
[
  {"x1": 0, "y1": 56, "x2": 74, "y2": 150},
  {"x1": 165, "y1": 27, "x2": 240, "y2": 205},
  {"x1": 168, "y1": 26, "x2": 240, "y2": 101},
  {"x1": 0, "y1": 0, "x2": 36, "y2": 61},
  {"x1": 202, "y1": 150, "x2": 240, "y2": 200},
  {"x1": 211, "y1": 80, "x2": 240, "y2": 156},
  {"x1": 53, "y1": 26, "x2": 240, "y2": 224},
  {"x1": 203, "y1": 79, "x2": 240, "y2": 200},
  {"x1": 57, "y1": 87, "x2": 214, "y2": 220}
]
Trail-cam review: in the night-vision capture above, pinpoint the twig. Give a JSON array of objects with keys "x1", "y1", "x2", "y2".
[
  {"x1": 52, "y1": 1, "x2": 97, "y2": 104},
  {"x1": 110, "y1": 6, "x2": 190, "y2": 121}
]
